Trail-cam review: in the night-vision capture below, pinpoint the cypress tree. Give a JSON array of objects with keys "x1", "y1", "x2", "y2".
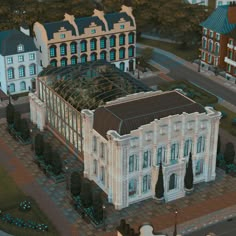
[
  {"x1": 70, "y1": 171, "x2": 82, "y2": 196},
  {"x1": 155, "y1": 162, "x2": 164, "y2": 199},
  {"x1": 184, "y1": 152, "x2": 194, "y2": 190},
  {"x1": 6, "y1": 103, "x2": 15, "y2": 125},
  {"x1": 34, "y1": 133, "x2": 44, "y2": 156}
]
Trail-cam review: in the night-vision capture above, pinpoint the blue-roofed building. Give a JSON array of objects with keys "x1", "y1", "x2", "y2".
[
  {"x1": 199, "y1": 3, "x2": 236, "y2": 82},
  {"x1": 33, "y1": 5, "x2": 136, "y2": 72},
  {"x1": 0, "y1": 26, "x2": 40, "y2": 95}
]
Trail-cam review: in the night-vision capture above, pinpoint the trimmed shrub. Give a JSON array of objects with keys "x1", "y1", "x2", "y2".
[
  {"x1": 80, "y1": 179, "x2": 93, "y2": 208},
  {"x1": 92, "y1": 190, "x2": 103, "y2": 222},
  {"x1": 224, "y1": 142, "x2": 235, "y2": 165},
  {"x1": 43, "y1": 142, "x2": 52, "y2": 165},
  {"x1": 6, "y1": 103, "x2": 15, "y2": 125},
  {"x1": 20, "y1": 119, "x2": 30, "y2": 141},
  {"x1": 221, "y1": 111, "x2": 227, "y2": 119},
  {"x1": 184, "y1": 152, "x2": 193, "y2": 190},
  {"x1": 35, "y1": 133, "x2": 44, "y2": 156},
  {"x1": 70, "y1": 171, "x2": 82, "y2": 196},
  {"x1": 51, "y1": 151, "x2": 62, "y2": 176},
  {"x1": 13, "y1": 111, "x2": 21, "y2": 132},
  {"x1": 155, "y1": 162, "x2": 164, "y2": 199}
]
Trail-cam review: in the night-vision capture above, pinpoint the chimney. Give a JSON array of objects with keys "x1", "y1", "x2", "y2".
[
  {"x1": 20, "y1": 22, "x2": 30, "y2": 36},
  {"x1": 228, "y1": 2, "x2": 236, "y2": 24}
]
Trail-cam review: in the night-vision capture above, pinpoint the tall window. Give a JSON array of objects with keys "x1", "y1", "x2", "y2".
[
  {"x1": 169, "y1": 174, "x2": 177, "y2": 190},
  {"x1": 129, "y1": 179, "x2": 137, "y2": 197},
  {"x1": 29, "y1": 53, "x2": 35, "y2": 60},
  {"x1": 7, "y1": 57, "x2": 13, "y2": 64},
  {"x1": 71, "y1": 56, "x2": 77, "y2": 65},
  {"x1": 128, "y1": 46, "x2": 134, "y2": 57},
  {"x1": 100, "y1": 37, "x2": 106, "y2": 49},
  {"x1": 157, "y1": 146, "x2": 166, "y2": 164},
  {"x1": 202, "y1": 38, "x2": 207, "y2": 49},
  {"x1": 128, "y1": 32, "x2": 134, "y2": 44},
  {"x1": 215, "y1": 43, "x2": 220, "y2": 55},
  {"x1": 90, "y1": 52, "x2": 97, "y2": 62},
  {"x1": 110, "y1": 50, "x2": 116, "y2": 61},
  {"x1": 20, "y1": 81, "x2": 26, "y2": 91},
  {"x1": 9, "y1": 83, "x2": 15, "y2": 93},
  {"x1": 119, "y1": 34, "x2": 125, "y2": 46},
  {"x1": 60, "y1": 58, "x2": 67, "y2": 67},
  {"x1": 196, "y1": 159, "x2": 204, "y2": 175},
  {"x1": 129, "y1": 154, "x2": 139, "y2": 173},
  {"x1": 100, "y1": 166, "x2": 105, "y2": 184},
  {"x1": 50, "y1": 59, "x2": 57, "y2": 67},
  {"x1": 209, "y1": 40, "x2": 213, "y2": 52},
  {"x1": 18, "y1": 55, "x2": 24, "y2": 62},
  {"x1": 93, "y1": 159, "x2": 97, "y2": 175},
  {"x1": 90, "y1": 38, "x2": 97, "y2": 51},
  {"x1": 143, "y1": 151, "x2": 151, "y2": 169},
  {"x1": 29, "y1": 64, "x2": 36, "y2": 75},
  {"x1": 142, "y1": 175, "x2": 151, "y2": 193},
  {"x1": 81, "y1": 54, "x2": 87, "y2": 63},
  {"x1": 171, "y1": 143, "x2": 179, "y2": 161},
  {"x1": 7, "y1": 68, "x2": 14, "y2": 79},
  {"x1": 70, "y1": 42, "x2": 77, "y2": 54},
  {"x1": 60, "y1": 44, "x2": 67, "y2": 56},
  {"x1": 49, "y1": 45, "x2": 57, "y2": 57},
  {"x1": 93, "y1": 136, "x2": 97, "y2": 152},
  {"x1": 100, "y1": 51, "x2": 106, "y2": 60},
  {"x1": 197, "y1": 136, "x2": 205, "y2": 153},
  {"x1": 100, "y1": 142, "x2": 105, "y2": 158},
  {"x1": 184, "y1": 139, "x2": 192, "y2": 157},
  {"x1": 80, "y1": 40, "x2": 87, "y2": 52},
  {"x1": 110, "y1": 35, "x2": 116, "y2": 47},
  {"x1": 18, "y1": 66, "x2": 25, "y2": 77},
  {"x1": 119, "y1": 62, "x2": 125, "y2": 71},
  {"x1": 119, "y1": 48, "x2": 125, "y2": 59}
]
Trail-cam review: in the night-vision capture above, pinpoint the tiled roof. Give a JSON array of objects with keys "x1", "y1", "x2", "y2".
[
  {"x1": 0, "y1": 30, "x2": 37, "y2": 56},
  {"x1": 104, "y1": 12, "x2": 134, "y2": 30},
  {"x1": 93, "y1": 91, "x2": 206, "y2": 138},
  {"x1": 43, "y1": 21, "x2": 77, "y2": 40},
  {"x1": 74, "y1": 16, "x2": 106, "y2": 35},
  {"x1": 200, "y1": 5, "x2": 236, "y2": 34}
]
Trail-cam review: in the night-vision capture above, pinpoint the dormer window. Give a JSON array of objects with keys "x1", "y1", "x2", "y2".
[
  {"x1": 91, "y1": 29, "x2": 96, "y2": 34},
  {"x1": 120, "y1": 24, "x2": 125, "y2": 29},
  {"x1": 60, "y1": 34, "x2": 65, "y2": 39},
  {"x1": 17, "y1": 44, "x2": 24, "y2": 52}
]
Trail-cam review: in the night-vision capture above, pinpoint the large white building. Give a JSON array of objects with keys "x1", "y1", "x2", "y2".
[
  {"x1": 0, "y1": 27, "x2": 39, "y2": 94},
  {"x1": 188, "y1": 0, "x2": 230, "y2": 7},
  {"x1": 81, "y1": 90, "x2": 221, "y2": 210}
]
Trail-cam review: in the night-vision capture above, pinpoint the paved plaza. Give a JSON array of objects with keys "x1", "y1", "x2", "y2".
[{"x1": 1, "y1": 123, "x2": 236, "y2": 236}]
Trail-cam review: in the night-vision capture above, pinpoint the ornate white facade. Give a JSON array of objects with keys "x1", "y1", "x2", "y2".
[{"x1": 81, "y1": 91, "x2": 221, "y2": 210}]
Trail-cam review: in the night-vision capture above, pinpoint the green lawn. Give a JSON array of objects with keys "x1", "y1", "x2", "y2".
[
  {"x1": 138, "y1": 38, "x2": 200, "y2": 62},
  {"x1": 0, "y1": 166, "x2": 58, "y2": 236}
]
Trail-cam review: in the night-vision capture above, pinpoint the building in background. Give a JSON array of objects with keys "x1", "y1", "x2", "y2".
[
  {"x1": 82, "y1": 90, "x2": 221, "y2": 209},
  {"x1": 188, "y1": 0, "x2": 230, "y2": 7},
  {"x1": 0, "y1": 26, "x2": 39, "y2": 94},
  {"x1": 33, "y1": 5, "x2": 136, "y2": 72}
]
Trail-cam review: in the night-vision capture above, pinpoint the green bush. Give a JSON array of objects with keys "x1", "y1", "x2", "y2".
[
  {"x1": 35, "y1": 133, "x2": 44, "y2": 156},
  {"x1": 232, "y1": 118, "x2": 236, "y2": 126},
  {"x1": 221, "y1": 111, "x2": 227, "y2": 119}
]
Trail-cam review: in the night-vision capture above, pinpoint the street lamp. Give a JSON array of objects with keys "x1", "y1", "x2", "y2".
[
  {"x1": 102, "y1": 204, "x2": 106, "y2": 231},
  {"x1": 173, "y1": 209, "x2": 178, "y2": 236},
  {"x1": 198, "y1": 55, "x2": 201, "y2": 72}
]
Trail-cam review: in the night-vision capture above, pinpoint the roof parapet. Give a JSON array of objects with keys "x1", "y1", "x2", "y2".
[
  {"x1": 64, "y1": 13, "x2": 79, "y2": 35},
  {"x1": 93, "y1": 9, "x2": 108, "y2": 31}
]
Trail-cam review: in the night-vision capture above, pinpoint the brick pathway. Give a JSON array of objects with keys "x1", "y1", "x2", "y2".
[{"x1": 1, "y1": 123, "x2": 236, "y2": 236}]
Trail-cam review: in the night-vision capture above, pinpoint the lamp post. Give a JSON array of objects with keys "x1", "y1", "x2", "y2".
[
  {"x1": 198, "y1": 55, "x2": 201, "y2": 72},
  {"x1": 102, "y1": 204, "x2": 106, "y2": 231},
  {"x1": 173, "y1": 209, "x2": 178, "y2": 236}
]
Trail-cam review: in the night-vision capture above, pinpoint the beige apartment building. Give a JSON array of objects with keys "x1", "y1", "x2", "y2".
[{"x1": 33, "y1": 5, "x2": 136, "y2": 72}]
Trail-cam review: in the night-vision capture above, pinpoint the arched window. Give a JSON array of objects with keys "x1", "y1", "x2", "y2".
[
  {"x1": 119, "y1": 47, "x2": 125, "y2": 59},
  {"x1": 129, "y1": 179, "x2": 138, "y2": 196},
  {"x1": 81, "y1": 54, "x2": 87, "y2": 63},
  {"x1": 119, "y1": 34, "x2": 125, "y2": 46},
  {"x1": 90, "y1": 52, "x2": 97, "y2": 62},
  {"x1": 110, "y1": 35, "x2": 116, "y2": 47},
  {"x1": 129, "y1": 154, "x2": 139, "y2": 173},
  {"x1": 184, "y1": 139, "x2": 192, "y2": 157},
  {"x1": 50, "y1": 59, "x2": 57, "y2": 67},
  {"x1": 215, "y1": 43, "x2": 220, "y2": 55},
  {"x1": 119, "y1": 62, "x2": 125, "y2": 71},
  {"x1": 100, "y1": 37, "x2": 106, "y2": 49},
  {"x1": 128, "y1": 32, "x2": 135, "y2": 44},
  {"x1": 70, "y1": 42, "x2": 77, "y2": 54},
  {"x1": 171, "y1": 143, "x2": 179, "y2": 161},
  {"x1": 49, "y1": 45, "x2": 57, "y2": 57},
  {"x1": 196, "y1": 159, "x2": 204, "y2": 175},
  {"x1": 20, "y1": 81, "x2": 26, "y2": 91},
  {"x1": 208, "y1": 40, "x2": 213, "y2": 52},
  {"x1": 197, "y1": 136, "x2": 205, "y2": 153},
  {"x1": 71, "y1": 56, "x2": 77, "y2": 65},
  {"x1": 169, "y1": 173, "x2": 177, "y2": 190},
  {"x1": 60, "y1": 44, "x2": 67, "y2": 56},
  {"x1": 18, "y1": 66, "x2": 25, "y2": 77},
  {"x1": 29, "y1": 63, "x2": 36, "y2": 75},
  {"x1": 7, "y1": 68, "x2": 14, "y2": 79},
  {"x1": 60, "y1": 58, "x2": 67, "y2": 67},
  {"x1": 9, "y1": 83, "x2": 15, "y2": 93},
  {"x1": 143, "y1": 150, "x2": 151, "y2": 169},
  {"x1": 90, "y1": 38, "x2": 97, "y2": 51},
  {"x1": 142, "y1": 175, "x2": 151, "y2": 193},
  {"x1": 80, "y1": 40, "x2": 87, "y2": 52},
  {"x1": 128, "y1": 46, "x2": 134, "y2": 57},
  {"x1": 100, "y1": 51, "x2": 107, "y2": 61},
  {"x1": 110, "y1": 49, "x2": 116, "y2": 61},
  {"x1": 157, "y1": 146, "x2": 166, "y2": 164},
  {"x1": 93, "y1": 159, "x2": 97, "y2": 175},
  {"x1": 100, "y1": 166, "x2": 105, "y2": 184}
]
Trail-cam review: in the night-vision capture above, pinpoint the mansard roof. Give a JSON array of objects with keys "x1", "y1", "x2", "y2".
[
  {"x1": 0, "y1": 30, "x2": 37, "y2": 56},
  {"x1": 93, "y1": 91, "x2": 206, "y2": 138},
  {"x1": 200, "y1": 5, "x2": 236, "y2": 34}
]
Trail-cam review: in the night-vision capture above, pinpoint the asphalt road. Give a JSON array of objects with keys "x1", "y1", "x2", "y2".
[
  {"x1": 0, "y1": 103, "x2": 30, "y2": 119},
  {"x1": 186, "y1": 217, "x2": 236, "y2": 236},
  {"x1": 137, "y1": 47, "x2": 236, "y2": 106}
]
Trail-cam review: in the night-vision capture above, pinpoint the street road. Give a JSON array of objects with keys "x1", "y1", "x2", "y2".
[
  {"x1": 186, "y1": 217, "x2": 236, "y2": 236},
  {"x1": 137, "y1": 47, "x2": 236, "y2": 106},
  {"x1": 0, "y1": 103, "x2": 30, "y2": 119}
]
